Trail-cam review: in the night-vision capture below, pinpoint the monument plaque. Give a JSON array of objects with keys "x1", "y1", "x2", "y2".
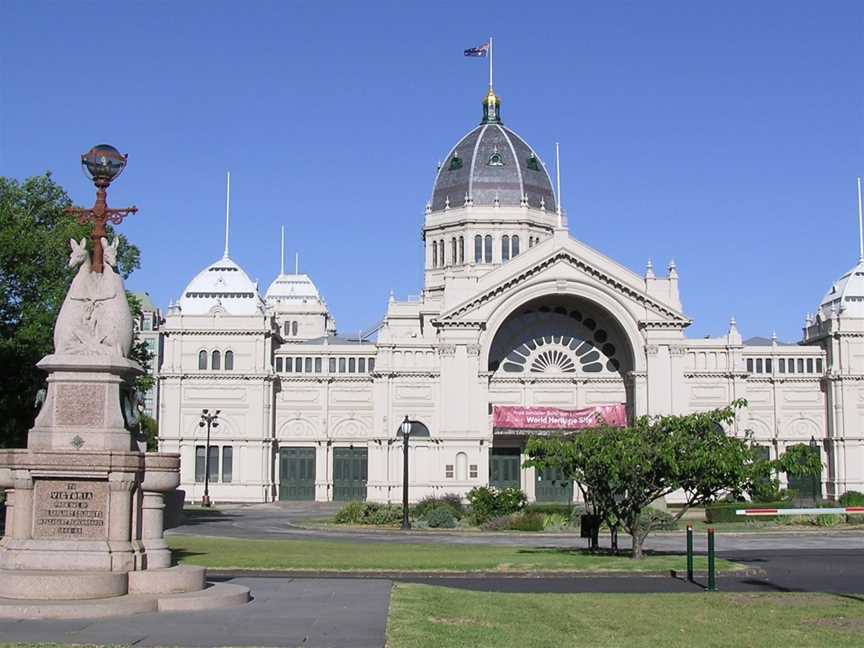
[{"x1": 33, "y1": 479, "x2": 108, "y2": 539}]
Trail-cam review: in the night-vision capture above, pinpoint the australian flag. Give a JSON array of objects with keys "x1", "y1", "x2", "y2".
[{"x1": 464, "y1": 42, "x2": 489, "y2": 57}]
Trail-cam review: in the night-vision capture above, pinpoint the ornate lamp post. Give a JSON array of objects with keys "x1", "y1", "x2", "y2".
[
  {"x1": 199, "y1": 409, "x2": 220, "y2": 507},
  {"x1": 65, "y1": 144, "x2": 138, "y2": 273},
  {"x1": 400, "y1": 416, "x2": 412, "y2": 530}
]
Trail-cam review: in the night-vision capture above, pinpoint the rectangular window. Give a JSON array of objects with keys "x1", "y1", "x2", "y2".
[
  {"x1": 276, "y1": 357, "x2": 283, "y2": 372},
  {"x1": 369, "y1": 358, "x2": 375, "y2": 372},
  {"x1": 358, "y1": 358, "x2": 366, "y2": 373},
  {"x1": 296, "y1": 357, "x2": 303, "y2": 373},
  {"x1": 474, "y1": 235, "x2": 482, "y2": 263},
  {"x1": 348, "y1": 358, "x2": 356, "y2": 373},
  {"x1": 445, "y1": 465, "x2": 454, "y2": 479},
  {"x1": 806, "y1": 358, "x2": 814, "y2": 373},
  {"x1": 755, "y1": 358, "x2": 763, "y2": 373},
  {"x1": 746, "y1": 358, "x2": 754, "y2": 373},
  {"x1": 797, "y1": 358, "x2": 804, "y2": 373},
  {"x1": 221, "y1": 447, "x2": 233, "y2": 483},
  {"x1": 765, "y1": 359, "x2": 772, "y2": 373},
  {"x1": 315, "y1": 357, "x2": 322, "y2": 373},
  {"x1": 469, "y1": 464, "x2": 478, "y2": 479},
  {"x1": 339, "y1": 358, "x2": 346, "y2": 373},
  {"x1": 195, "y1": 446, "x2": 205, "y2": 482},
  {"x1": 286, "y1": 357, "x2": 293, "y2": 373},
  {"x1": 329, "y1": 357, "x2": 336, "y2": 373},
  {"x1": 779, "y1": 358, "x2": 785, "y2": 373},
  {"x1": 208, "y1": 446, "x2": 219, "y2": 482},
  {"x1": 788, "y1": 359, "x2": 795, "y2": 374},
  {"x1": 305, "y1": 357, "x2": 312, "y2": 373},
  {"x1": 816, "y1": 358, "x2": 823, "y2": 373}
]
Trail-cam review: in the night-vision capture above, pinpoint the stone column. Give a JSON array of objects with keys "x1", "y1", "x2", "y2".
[
  {"x1": 107, "y1": 477, "x2": 136, "y2": 572},
  {"x1": 10, "y1": 476, "x2": 33, "y2": 541},
  {"x1": 140, "y1": 491, "x2": 170, "y2": 568}
]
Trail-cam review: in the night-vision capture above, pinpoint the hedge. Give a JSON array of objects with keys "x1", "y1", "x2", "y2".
[{"x1": 705, "y1": 501, "x2": 791, "y2": 524}]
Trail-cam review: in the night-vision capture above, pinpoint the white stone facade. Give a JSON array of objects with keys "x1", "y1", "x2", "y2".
[{"x1": 157, "y1": 90, "x2": 864, "y2": 505}]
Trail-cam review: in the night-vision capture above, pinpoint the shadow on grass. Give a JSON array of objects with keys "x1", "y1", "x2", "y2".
[
  {"x1": 515, "y1": 547, "x2": 685, "y2": 559},
  {"x1": 178, "y1": 507, "x2": 240, "y2": 526},
  {"x1": 170, "y1": 547, "x2": 209, "y2": 564}
]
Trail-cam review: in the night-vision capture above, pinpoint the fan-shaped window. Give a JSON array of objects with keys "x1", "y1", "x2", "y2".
[
  {"x1": 512, "y1": 236, "x2": 520, "y2": 257},
  {"x1": 484, "y1": 235, "x2": 493, "y2": 263},
  {"x1": 211, "y1": 350, "x2": 221, "y2": 370},
  {"x1": 458, "y1": 236, "x2": 464, "y2": 264},
  {"x1": 502, "y1": 235, "x2": 510, "y2": 262},
  {"x1": 198, "y1": 350, "x2": 207, "y2": 370},
  {"x1": 475, "y1": 235, "x2": 482, "y2": 263},
  {"x1": 225, "y1": 350, "x2": 234, "y2": 371},
  {"x1": 488, "y1": 151, "x2": 504, "y2": 167}
]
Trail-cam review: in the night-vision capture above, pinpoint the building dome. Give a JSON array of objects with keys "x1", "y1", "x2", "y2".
[
  {"x1": 177, "y1": 255, "x2": 264, "y2": 316},
  {"x1": 265, "y1": 273, "x2": 322, "y2": 305},
  {"x1": 819, "y1": 258, "x2": 864, "y2": 318},
  {"x1": 430, "y1": 92, "x2": 557, "y2": 213}
]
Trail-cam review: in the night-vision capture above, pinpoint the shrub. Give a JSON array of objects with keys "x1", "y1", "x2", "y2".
[
  {"x1": 414, "y1": 494, "x2": 464, "y2": 520},
  {"x1": 482, "y1": 514, "x2": 516, "y2": 531},
  {"x1": 367, "y1": 505, "x2": 403, "y2": 526},
  {"x1": 425, "y1": 506, "x2": 457, "y2": 529},
  {"x1": 639, "y1": 508, "x2": 678, "y2": 532},
  {"x1": 334, "y1": 502, "x2": 402, "y2": 525},
  {"x1": 525, "y1": 503, "x2": 573, "y2": 516},
  {"x1": 839, "y1": 491, "x2": 864, "y2": 507},
  {"x1": 334, "y1": 501, "x2": 367, "y2": 524},
  {"x1": 542, "y1": 513, "x2": 570, "y2": 531},
  {"x1": 509, "y1": 512, "x2": 545, "y2": 532},
  {"x1": 466, "y1": 486, "x2": 527, "y2": 523}
]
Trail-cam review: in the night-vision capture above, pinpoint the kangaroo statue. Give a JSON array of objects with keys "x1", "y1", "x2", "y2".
[
  {"x1": 53, "y1": 238, "x2": 100, "y2": 354},
  {"x1": 91, "y1": 237, "x2": 133, "y2": 358}
]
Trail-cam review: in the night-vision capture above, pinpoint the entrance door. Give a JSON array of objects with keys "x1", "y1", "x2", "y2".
[
  {"x1": 535, "y1": 466, "x2": 573, "y2": 503},
  {"x1": 489, "y1": 447, "x2": 521, "y2": 490},
  {"x1": 279, "y1": 447, "x2": 316, "y2": 501},
  {"x1": 333, "y1": 447, "x2": 367, "y2": 501}
]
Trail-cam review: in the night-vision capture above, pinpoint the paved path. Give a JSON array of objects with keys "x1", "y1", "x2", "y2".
[
  {"x1": 0, "y1": 578, "x2": 391, "y2": 648},
  {"x1": 169, "y1": 502, "x2": 864, "y2": 553}
]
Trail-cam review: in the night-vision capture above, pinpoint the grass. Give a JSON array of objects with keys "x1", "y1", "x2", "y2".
[
  {"x1": 387, "y1": 584, "x2": 864, "y2": 648},
  {"x1": 167, "y1": 535, "x2": 741, "y2": 573}
]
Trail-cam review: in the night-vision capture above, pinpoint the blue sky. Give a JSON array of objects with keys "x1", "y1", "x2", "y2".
[{"x1": 2, "y1": 1, "x2": 862, "y2": 341}]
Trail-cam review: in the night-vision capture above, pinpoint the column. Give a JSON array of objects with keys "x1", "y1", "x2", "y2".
[{"x1": 140, "y1": 491, "x2": 171, "y2": 568}]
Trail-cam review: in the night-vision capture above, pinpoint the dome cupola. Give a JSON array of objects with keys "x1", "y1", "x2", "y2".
[{"x1": 819, "y1": 259, "x2": 864, "y2": 319}]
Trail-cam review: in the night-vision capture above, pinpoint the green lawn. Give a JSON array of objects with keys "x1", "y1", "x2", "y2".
[
  {"x1": 167, "y1": 535, "x2": 740, "y2": 573},
  {"x1": 387, "y1": 584, "x2": 864, "y2": 648}
]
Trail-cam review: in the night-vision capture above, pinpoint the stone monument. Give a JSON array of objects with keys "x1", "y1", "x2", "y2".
[{"x1": 0, "y1": 145, "x2": 249, "y2": 618}]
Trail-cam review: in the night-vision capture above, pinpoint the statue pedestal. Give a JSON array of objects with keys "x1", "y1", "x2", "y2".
[{"x1": 0, "y1": 354, "x2": 249, "y2": 617}]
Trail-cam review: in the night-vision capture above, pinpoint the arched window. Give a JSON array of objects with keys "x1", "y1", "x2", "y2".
[
  {"x1": 292, "y1": 321, "x2": 298, "y2": 336},
  {"x1": 451, "y1": 238, "x2": 457, "y2": 266},
  {"x1": 211, "y1": 350, "x2": 221, "y2": 370},
  {"x1": 501, "y1": 235, "x2": 510, "y2": 262},
  {"x1": 225, "y1": 350, "x2": 234, "y2": 370},
  {"x1": 432, "y1": 240, "x2": 438, "y2": 268},
  {"x1": 512, "y1": 235, "x2": 520, "y2": 257},
  {"x1": 283, "y1": 322, "x2": 290, "y2": 336},
  {"x1": 198, "y1": 350, "x2": 207, "y2": 370},
  {"x1": 474, "y1": 235, "x2": 482, "y2": 263},
  {"x1": 458, "y1": 236, "x2": 464, "y2": 264},
  {"x1": 439, "y1": 240, "x2": 445, "y2": 266},
  {"x1": 456, "y1": 452, "x2": 468, "y2": 481},
  {"x1": 484, "y1": 235, "x2": 492, "y2": 263}
]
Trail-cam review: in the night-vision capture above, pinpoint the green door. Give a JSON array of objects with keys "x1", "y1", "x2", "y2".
[
  {"x1": 489, "y1": 447, "x2": 521, "y2": 490},
  {"x1": 333, "y1": 447, "x2": 367, "y2": 501},
  {"x1": 279, "y1": 447, "x2": 316, "y2": 501},
  {"x1": 535, "y1": 466, "x2": 573, "y2": 503}
]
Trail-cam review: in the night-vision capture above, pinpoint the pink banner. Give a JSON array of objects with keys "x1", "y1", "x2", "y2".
[{"x1": 492, "y1": 404, "x2": 627, "y2": 431}]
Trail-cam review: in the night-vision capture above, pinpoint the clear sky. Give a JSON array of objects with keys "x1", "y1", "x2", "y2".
[{"x1": 2, "y1": 1, "x2": 862, "y2": 342}]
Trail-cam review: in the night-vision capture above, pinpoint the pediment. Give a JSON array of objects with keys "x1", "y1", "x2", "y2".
[{"x1": 436, "y1": 234, "x2": 690, "y2": 329}]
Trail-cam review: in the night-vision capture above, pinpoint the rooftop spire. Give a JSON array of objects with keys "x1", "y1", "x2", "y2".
[
  {"x1": 481, "y1": 37, "x2": 501, "y2": 124},
  {"x1": 857, "y1": 176, "x2": 863, "y2": 262},
  {"x1": 555, "y1": 142, "x2": 563, "y2": 228},
  {"x1": 223, "y1": 171, "x2": 231, "y2": 258}
]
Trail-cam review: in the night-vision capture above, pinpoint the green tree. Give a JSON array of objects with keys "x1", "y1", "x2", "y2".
[
  {"x1": 0, "y1": 174, "x2": 140, "y2": 447},
  {"x1": 525, "y1": 400, "x2": 821, "y2": 559}
]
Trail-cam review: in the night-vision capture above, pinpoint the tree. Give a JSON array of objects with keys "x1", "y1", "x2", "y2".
[
  {"x1": 525, "y1": 400, "x2": 821, "y2": 559},
  {"x1": 0, "y1": 174, "x2": 140, "y2": 447}
]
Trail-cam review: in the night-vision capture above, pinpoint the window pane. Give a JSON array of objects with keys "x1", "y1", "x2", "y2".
[
  {"x1": 475, "y1": 235, "x2": 482, "y2": 262},
  {"x1": 432, "y1": 241, "x2": 438, "y2": 267},
  {"x1": 746, "y1": 358, "x2": 753, "y2": 372},
  {"x1": 284, "y1": 322, "x2": 290, "y2": 336},
  {"x1": 797, "y1": 358, "x2": 804, "y2": 373},
  {"x1": 304, "y1": 357, "x2": 312, "y2": 372},
  {"x1": 369, "y1": 358, "x2": 375, "y2": 372},
  {"x1": 225, "y1": 350, "x2": 234, "y2": 370},
  {"x1": 440, "y1": 240, "x2": 445, "y2": 266},
  {"x1": 211, "y1": 350, "x2": 221, "y2": 370},
  {"x1": 198, "y1": 350, "x2": 207, "y2": 370},
  {"x1": 451, "y1": 238, "x2": 457, "y2": 265},
  {"x1": 329, "y1": 357, "x2": 336, "y2": 373},
  {"x1": 765, "y1": 359, "x2": 772, "y2": 373},
  {"x1": 788, "y1": 359, "x2": 795, "y2": 373},
  {"x1": 484, "y1": 235, "x2": 492, "y2": 263},
  {"x1": 459, "y1": 237, "x2": 464, "y2": 263},
  {"x1": 502, "y1": 235, "x2": 510, "y2": 261},
  {"x1": 315, "y1": 357, "x2": 322, "y2": 373},
  {"x1": 339, "y1": 358, "x2": 346, "y2": 372},
  {"x1": 512, "y1": 235, "x2": 520, "y2": 256},
  {"x1": 296, "y1": 357, "x2": 303, "y2": 373},
  {"x1": 276, "y1": 357, "x2": 283, "y2": 372},
  {"x1": 816, "y1": 358, "x2": 823, "y2": 373},
  {"x1": 349, "y1": 358, "x2": 356, "y2": 373},
  {"x1": 207, "y1": 446, "x2": 219, "y2": 482},
  {"x1": 779, "y1": 358, "x2": 785, "y2": 373},
  {"x1": 292, "y1": 321, "x2": 298, "y2": 336},
  {"x1": 222, "y1": 447, "x2": 233, "y2": 483},
  {"x1": 755, "y1": 358, "x2": 763, "y2": 373},
  {"x1": 195, "y1": 446, "x2": 205, "y2": 482},
  {"x1": 286, "y1": 357, "x2": 293, "y2": 372},
  {"x1": 807, "y1": 358, "x2": 813, "y2": 373},
  {"x1": 359, "y1": 358, "x2": 366, "y2": 373}
]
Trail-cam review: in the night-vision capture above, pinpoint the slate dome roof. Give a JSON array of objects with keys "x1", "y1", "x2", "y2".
[
  {"x1": 819, "y1": 258, "x2": 864, "y2": 318},
  {"x1": 178, "y1": 255, "x2": 264, "y2": 316},
  {"x1": 430, "y1": 92, "x2": 557, "y2": 213},
  {"x1": 265, "y1": 273, "x2": 322, "y2": 305}
]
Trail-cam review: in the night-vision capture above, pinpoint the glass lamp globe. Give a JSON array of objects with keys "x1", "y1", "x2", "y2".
[{"x1": 81, "y1": 144, "x2": 127, "y2": 186}]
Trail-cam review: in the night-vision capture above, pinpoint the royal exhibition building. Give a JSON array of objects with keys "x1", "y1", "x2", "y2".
[{"x1": 153, "y1": 84, "x2": 864, "y2": 507}]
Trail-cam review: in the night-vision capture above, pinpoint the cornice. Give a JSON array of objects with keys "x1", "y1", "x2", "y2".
[
  {"x1": 489, "y1": 376, "x2": 625, "y2": 385},
  {"x1": 159, "y1": 372, "x2": 275, "y2": 382},
  {"x1": 683, "y1": 371, "x2": 749, "y2": 379},
  {"x1": 164, "y1": 329, "x2": 273, "y2": 337}
]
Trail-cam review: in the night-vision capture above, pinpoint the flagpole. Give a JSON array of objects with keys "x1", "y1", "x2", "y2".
[
  {"x1": 858, "y1": 176, "x2": 863, "y2": 262},
  {"x1": 489, "y1": 36, "x2": 493, "y2": 89},
  {"x1": 555, "y1": 143, "x2": 562, "y2": 228}
]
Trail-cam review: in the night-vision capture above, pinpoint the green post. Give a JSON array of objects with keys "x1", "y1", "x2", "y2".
[
  {"x1": 707, "y1": 527, "x2": 717, "y2": 592},
  {"x1": 686, "y1": 524, "x2": 694, "y2": 582}
]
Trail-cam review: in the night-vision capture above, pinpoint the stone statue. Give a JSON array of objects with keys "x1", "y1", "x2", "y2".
[{"x1": 52, "y1": 237, "x2": 133, "y2": 358}]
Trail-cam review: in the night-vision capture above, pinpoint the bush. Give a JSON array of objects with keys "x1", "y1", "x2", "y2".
[
  {"x1": 639, "y1": 508, "x2": 678, "y2": 532},
  {"x1": 542, "y1": 513, "x2": 570, "y2": 531},
  {"x1": 509, "y1": 512, "x2": 545, "y2": 532},
  {"x1": 414, "y1": 494, "x2": 464, "y2": 520},
  {"x1": 466, "y1": 486, "x2": 527, "y2": 523},
  {"x1": 482, "y1": 514, "x2": 516, "y2": 531},
  {"x1": 334, "y1": 502, "x2": 402, "y2": 525},
  {"x1": 425, "y1": 506, "x2": 457, "y2": 529},
  {"x1": 839, "y1": 491, "x2": 864, "y2": 507},
  {"x1": 525, "y1": 503, "x2": 573, "y2": 516}
]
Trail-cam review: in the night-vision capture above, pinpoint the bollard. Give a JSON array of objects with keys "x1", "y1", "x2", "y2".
[
  {"x1": 686, "y1": 524, "x2": 694, "y2": 582},
  {"x1": 707, "y1": 527, "x2": 717, "y2": 592}
]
